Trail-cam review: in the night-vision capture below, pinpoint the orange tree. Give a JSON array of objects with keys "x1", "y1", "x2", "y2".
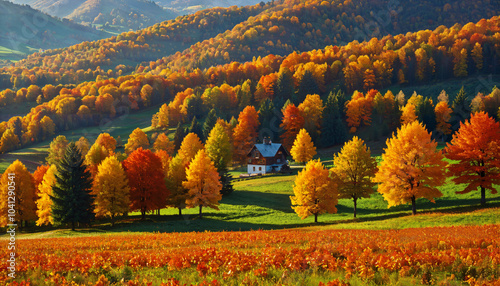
[
  {"x1": 122, "y1": 148, "x2": 169, "y2": 220},
  {"x1": 445, "y1": 112, "x2": 500, "y2": 206},
  {"x1": 374, "y1": 121, "x2": 447, "y2": 215},
  {"x1": 290, "y1": 160, "x2": 338, "y2": 223}
]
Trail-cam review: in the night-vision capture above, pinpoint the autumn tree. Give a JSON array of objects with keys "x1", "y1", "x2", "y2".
[
  {"x1": 445, "y1": 112, "x2": 500, "y2": 206},
  {"x1": 0, "y1": 128, "x2": 20, "y2": 153},
  {"x1": 290, "y1": 129, "x2": 316, "y2": 164},
  {"x1": 51, "y1": 143, "x2": 95, "y2": 230},
  {"x1": 95, "y1": 133, "x2": 117, "y2": 154},
  {"x1": 233, "y1": 106, "x2": 260, "y2": 165},
  {"x1": 178, "y1": 133, "x2": 204, "y2": 164},
  {"x1": 153, "y1": 133, "x2": 174, "y2": 155},
  {"x1": 400, "y1": 103, "x2": 418, "y2": 125},
  {"x1": 0, "y1": 160, "x2": 37, "y2": 227},
  {"x1": 290, "y1": 160, "x2": 338, "y2": 223},
  {"x1": 125, "y1": 128, "x2": 150, "y2": 154},
  {"x1": 93, "y1": 156, "x2": 130, "y2": 226},
  {"x1": 435, "y1": 101, "x2": 452, "y2": 140},
  {"x1": 374, "y1": 121, "x2": 447, "y2": 215},
  {"x1": 151, "y1": 103, "x2": 170, "y2": 130},
  {"x1": 75, "y1": 137, "x2": 90, "y2": 158},
  {"x1": 298, "y1": 94, "x2": 324, "y2": 142},
  {"x1": 166, "y1": 155, "x2": 188, "y2": 215},
  {"x1": 280, "y1": 103, "x2": 305, "y2": 151},
  {"x1": 205, "y1": 122, "x2": 233, "y2": 195},
  {"x1": 46, "y1": 135, "x2": 69, "y2": 165},
  {"x1": 36, "y1": 164, "x2": 57, "y2": 226},
  {"x1": 123, "y1": 148, "x2": 168, "y2": 219},
  {"x1": 183, "y1": 149, "x2": 222, "y2": 218},
  {"x1": 331, "y1": 137, "x2": 377, "y2": 217}
]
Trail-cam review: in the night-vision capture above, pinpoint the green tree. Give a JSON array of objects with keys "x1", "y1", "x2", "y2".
[
  {"x1": 51, "y1": 143, "x2": 94, "y2": 230},
  {"x1": 451, "y1": 86, "x2": 471, "y2": 132},
  {"x1": 173, "y1": 122, "x2": 186, "y2": 152},
  {"x1": 294, "y1": 70, "x2": 319, "y2": 104},
  {"x1": 188, "y1": 116, "x2": 204, "y2": 142},
  {"x1": 319, "y1": 91, "x2": 348, "y2": 147},
  {"x1": 203, "y1": 109, "x2": 218, "y2": 141}
]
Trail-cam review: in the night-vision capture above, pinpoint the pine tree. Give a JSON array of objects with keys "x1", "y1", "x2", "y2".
[
  {"x1": 173, "y1": 122, "x2": 186, "y2": 152},
  {"x1": 319, "y1": 91, "x2": 348, "y2": 148},
  {"x1": 51, "y1": 143, "x2": 94, "y2": 230},
  {"x1": 258, "y1": 98, "x2": 277, "y2": 141},
  {"x1": 202, "y1": 109, "x2": 218, "y2": 141},
  {"x1": 274, "y1": 68, "x2": 295, "y2": 102},
  {"x1": 188, "y1": 116, "x2": 204, "y2": 142},
  {"x1": 294, "y1": 70, "x2": 319, "y2": 104},
  {"x1": 416, "y1": 97, "x2": 437, "y2": 132},
  {"x1": 451, "y1": 86, "x2": 471, "y2": 131}
]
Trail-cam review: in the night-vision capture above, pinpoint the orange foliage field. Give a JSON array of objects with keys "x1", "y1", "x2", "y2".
[{"x1": 2, "y1": 224, "x2": 500, "y2": 285}]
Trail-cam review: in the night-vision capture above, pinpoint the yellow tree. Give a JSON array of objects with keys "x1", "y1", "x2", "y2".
[
  {"x1": 36, "y1": 165, "x2": 57, "y2": 226},
  {"x1": 125, "y1": 128, "x2": 150, "y2": 154},
  {"x1": 374, "y1": 121, "x2": 447, "y2": 215},
  {"x1": 400, "y1": 103, "x2": 418, "y2": 125},
  {"x1": 205, "y1": 122, "x2": 232, "y2": 170},
  {"x1": 93, "y1": 156, "x2": 130, "y2": 226},
  {"x1": 166, "y1": 155, "x2": 188, "y2": 215},
  {"x1": 152, "y1": 103, "x2": 170, "y2": 130},
  {"x1": 445, "y1": 112, "x2": 500, "y2": 206},
  {"x1": 290, "y1": 160, "x2": 338, "y2": 223},
  {"x1": 0, "y1": 160, "x2": 37, "y2": 227},
  {"x1": 85, "y1": 144, "x2": 110, "y2": 178},
  {"x1": 183, "y1": 149, "x2": 222, "y2": 218},
  {"x1": 435, "y1": 101, "x2": 452, "y2": 139},
  {"x1": 290, "y1": 128, "x2": 316, "y2": 164},
  {"x1": 178, "y1": 133, "x2": 204, "y2": 165},
  {"x1": 46, "y1": 135, "x2": 68, "y2": 165},
  {"x1": 153, "y1": 133, "x2": 175, "y2": 155},
  {"x1": 331, "y1": 137, "x2": 377, "y2": 218},
  {"x1": 298, "y1": 94, "x2": 324, "y2": 140},
  {"x1": 75, "y1": 137, "x2": 90, "y2": 158}
]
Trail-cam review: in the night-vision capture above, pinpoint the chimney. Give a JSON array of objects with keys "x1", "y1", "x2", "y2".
[{"x1": 263, "y1": 137, "x2": 271, "y2": 145}]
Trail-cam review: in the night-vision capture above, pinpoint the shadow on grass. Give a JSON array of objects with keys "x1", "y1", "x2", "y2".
[{"x1": 222, "y1": 190, "x2": 294, "y2": 213}]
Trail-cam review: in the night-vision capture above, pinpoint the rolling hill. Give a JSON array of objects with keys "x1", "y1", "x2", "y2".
[
  {"x1": 0, "y1": 0, "x2": 111, "y2": 61},
  {"x1": 10, "y1": 0, "x2": 178, "y2": 33}
]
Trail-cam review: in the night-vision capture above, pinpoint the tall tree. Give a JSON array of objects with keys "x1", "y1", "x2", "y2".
[
  {"x1": 298, "y1": 94, "x2": 324, "y2": 142},
  {"x1": 258, "y1": 98, "x2": 277, "y2": 141},
  {"x1": 290, "y1": 129, "x2": 316, "y2": 164},
  {"x1": 274, "y1": 68, "x2": 295, "y2": 102},
  {"x1": 435, "y1": 101, "x2": 452, "y2": 140},
  {"x1": 319, "y1": 91, "x2": 348, "y2": 148},
  {"x1": 125, "y1": 128, "x2": 150, "y2": 154},
  {"x1": 205, "y1": 122, "x2": 234, "y2": 196},
  {"x1": 36, "y1": 165, "x2": 57, "y2": 226},
  {"x1": 294, "y1": 70, "x2": 319, "y2": 104},
  {"x1": 188, "y1": 116, "x2": 204, "y2": 141},
  {"x1": 75, "y1": 137, "x2": 90, "y2": 158},
  {"x1": 51, "y1": 143, "x2": 94, "y2": 230},
  {"x1": 280, "y1": 103, "x2": 305, "y2": 151},
  {"x1": 46, "y1": 135, "x2": 69, "y2": 165},
  {"x1": 374, "y1": 121, "x2": 447, "y2": 215},
  {"x1": 331, "y1": 137, "x2": 377, "y2": 218},
  {"x1": 232, "y1": 106, "x2": 260, "y2": 165},
  {"x1": 445, "y1": 112, "x2": 500, "y2": 206},
  {"x1": 93, "y1": 156, "x2": 130, "y2": 226},
  {"x1": 290, "y1": 160, "x2": 338, "y2": 223},
  {"x1": 178, "y1": 133, "x2": 204, "y2": 165},
  {"x1": 85, "y1": 143, "x2": 110, "y2": 178},
  {"x1": 166, "y1": 155, "x2": 188, "y2": 215},
  {"x1": 151, "y1": 103, "x2": 170, "y2": 130},
  {"x1": 123, "y1": 148, "x2": 169, "y2": 220},
  {"x1": 416, "y1": 97, "x2": 437, "y2": 132},
  {"x1": 451, "y1": 86, "x2": 471, "y2": 132},
  {"x1": 203, "y1": 109, "x2": 218, "y2": 140},
  {"x1": 0, "y1": 128, "x2": 20, "y2": 153},
  {"x1": 0, "y1": 160, "x2": 37, "y2": 227},
  {"x1": 173, "y1": 122, "x2": 186, "y2": 152},
  {"x1": 183, "y1": 150, "x2": 222, "y2": 218},
  {"x1": 400, "y1": 103, "x2": 418, "y2": 126}
]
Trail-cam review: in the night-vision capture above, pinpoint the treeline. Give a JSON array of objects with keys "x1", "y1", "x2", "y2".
[
  {"x1": 0, "y1": 119, "x2": 235, "y2": 229},
  {"x1": 0, "y1": 16, "x2": 499, "y2": 154}
]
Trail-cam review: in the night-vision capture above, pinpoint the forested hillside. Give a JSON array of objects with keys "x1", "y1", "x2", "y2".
[{"x1": 0, "y1": 0, "x2": 111, "y2": 60}]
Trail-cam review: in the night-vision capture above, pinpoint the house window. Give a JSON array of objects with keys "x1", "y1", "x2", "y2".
[
  {"x1": 253, "y1": 167, "x2": 255, "y2": 171},
  {"x1": 259, "y1": 167, "x2": 262, "y2": 171},
  {"x1": 277, "y1": 159, "x2": 281, "y2": 163}
]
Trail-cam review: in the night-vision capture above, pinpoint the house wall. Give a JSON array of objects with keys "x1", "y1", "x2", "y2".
[{"x1": 248, "y1": 164, "x2": 266, "y2": 174}]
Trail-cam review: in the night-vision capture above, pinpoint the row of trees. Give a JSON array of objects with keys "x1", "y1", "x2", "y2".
[
  {"x1": 291, "y1": 112, "x2": 500, "y2": 222},
  {"x1": 0, "y1": 119, "x2": 241, "y2": 229}
]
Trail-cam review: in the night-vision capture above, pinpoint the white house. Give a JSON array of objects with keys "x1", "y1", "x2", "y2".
[{"x1": 246, "y1": 138, "x2": 289, "y2": 175}]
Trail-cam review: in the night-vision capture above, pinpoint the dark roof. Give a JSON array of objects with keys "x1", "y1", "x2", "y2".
[{"x1": 247, "y1": 143, "x2": 288, "y2": 157}]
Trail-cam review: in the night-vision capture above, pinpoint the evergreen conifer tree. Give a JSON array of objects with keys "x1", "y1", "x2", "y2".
[{"x1": 51, "y1": 142, "x2": 94, "y2": 230}]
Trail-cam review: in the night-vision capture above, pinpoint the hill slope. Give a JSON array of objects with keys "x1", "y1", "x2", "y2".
[
  {"x1": 0, "y1": 0, "x2": 111, "y2": 60},
  {"x1": 10, "y1": 0, "x2": 178, "y2": 33}
]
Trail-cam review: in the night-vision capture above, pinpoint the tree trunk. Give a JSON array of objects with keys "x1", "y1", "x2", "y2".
[
  {"x1": 72, "y1": 221, "x2": 75, "y2": 231},
  {"x1": 111, "y1": 214, "x2": 115, "y2": 227},
  {"x1": 179, "y1": 208, "x2": 182, "y2": 216},
  {"x1": 314, "y1": 213, "x2": 318, "y2": 223},
  {"x1": 199, "y1": 205, "x2": 203, "y2": 219},
  {"x1": 141, "y1": 209, "x2": 146, "y2": 220},
  {"x1": 481, "y1": 186, "x2": 486, "y2": 206},
  {"x1": 411, "y1": 196, "x2": 417, "y2": 215},
  {"x1": 353, "y1": 197, "x2": 358, "y2": 218}
]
